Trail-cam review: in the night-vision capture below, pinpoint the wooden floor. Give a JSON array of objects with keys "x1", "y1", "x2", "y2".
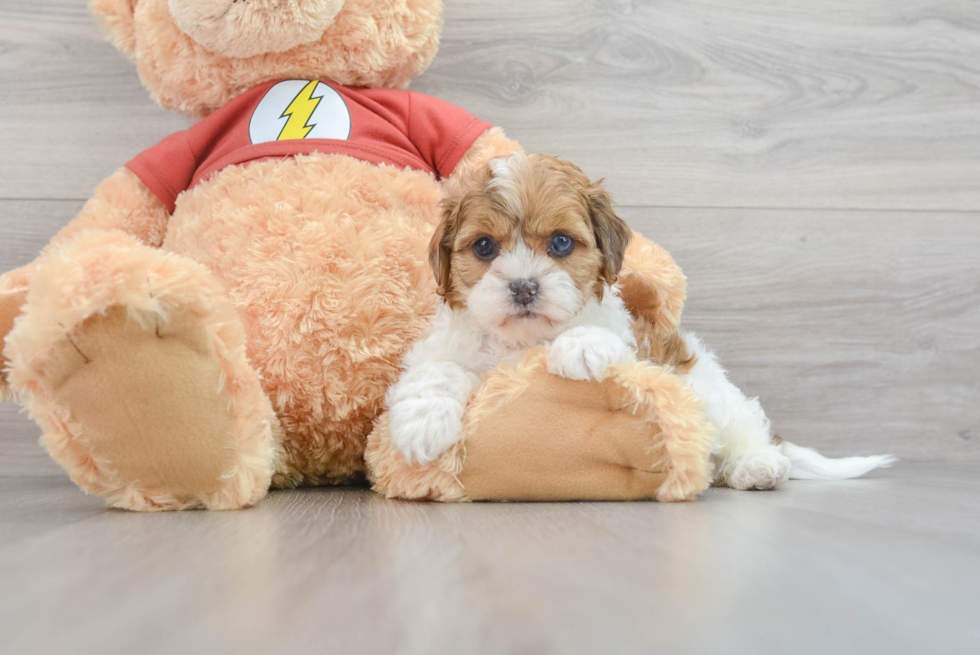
[
  {"x1": 1, "y1": 0, "x2": 978, "y2": 652},
  {"x1": 2, "y1": 463, "x2": 978, "y2": 654}
]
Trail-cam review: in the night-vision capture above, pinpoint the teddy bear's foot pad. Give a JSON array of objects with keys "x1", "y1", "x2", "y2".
[
  {"x1": 1, "y1": 230, "x2": 278, "y2": 510},
  {"x1": 44, "y1": 307, "x2": 257, "y2": 510},
  {"x1": 367, "y1": 351, "x2": 716, "y2": 503}
]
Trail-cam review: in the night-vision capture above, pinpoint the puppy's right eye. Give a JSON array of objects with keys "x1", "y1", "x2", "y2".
[{"x1": 472, "y1": 237, "x2": 499, "y2": 262}]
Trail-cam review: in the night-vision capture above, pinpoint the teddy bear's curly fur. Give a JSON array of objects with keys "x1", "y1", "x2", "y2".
[{"x1": 0, "y1": 0, "x2": 715, "y2": 510}]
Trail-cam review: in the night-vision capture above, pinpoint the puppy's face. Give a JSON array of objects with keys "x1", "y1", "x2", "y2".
[{"x1": 430, "y1": 153, "x2": 632, "y2": 346}]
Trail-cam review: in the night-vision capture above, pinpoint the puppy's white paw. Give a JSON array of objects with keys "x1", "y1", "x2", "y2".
[
  {"x1": 728, "y1": 449, "x2": 791, "y2": 490},
  {"x1": 547, "y1": 326, "x2": 634, "y2": 382},
  {"x1": 387, "y1": 361, "x2": 475, "y2": 465},
  {"x1": 389, "y1": 395, "x2": 465, "y2": 465}
]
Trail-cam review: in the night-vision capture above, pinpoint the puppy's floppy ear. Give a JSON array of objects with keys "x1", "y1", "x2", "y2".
[
  {"x1": 429, "y1": 192, "x2": 462, "y2": 297},
  {"x1": 587, "y1": 182, "x2": 633, "y2": 285}
]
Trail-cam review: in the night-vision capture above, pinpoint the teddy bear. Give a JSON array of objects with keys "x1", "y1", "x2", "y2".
[{"x1": 0, "y1": 0, "x2": 715, "y2": 510}]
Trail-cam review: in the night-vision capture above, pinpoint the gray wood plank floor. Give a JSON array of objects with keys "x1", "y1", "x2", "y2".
[
  {"x1": 1, "y1": 1, "x2": 978, "y2": 652},
  {"x1": 2, "y1": 463, "x2": 978, "y2": 655}
]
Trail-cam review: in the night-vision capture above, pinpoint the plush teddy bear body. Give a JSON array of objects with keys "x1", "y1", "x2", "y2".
[{"x1": 0, "y1": 0, "x2": 715, "y2": 510}]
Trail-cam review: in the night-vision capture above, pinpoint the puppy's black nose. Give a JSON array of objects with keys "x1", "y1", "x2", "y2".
[{"x1": 509, "y1": 279, "x2": 539, "y2": 306}]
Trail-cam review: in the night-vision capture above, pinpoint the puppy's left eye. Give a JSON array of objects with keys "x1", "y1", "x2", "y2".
[
  {"x1": 548, "y1": 233, "x2": 575, "y2": 258},
  {"x1": 472, "y1": 236, "x2": 499, "y2": 261}
]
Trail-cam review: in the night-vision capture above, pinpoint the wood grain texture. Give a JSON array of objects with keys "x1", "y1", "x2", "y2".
[
  {"x1": 1, "y1": 464, "x2": 978, "y2": 654},
  {"x1": 624, "y1": 207, "x2": 980, "y2": 461},
  {"x1": 1, "y1": 1, "x2": 979, "y2": 208},
  {"x1": 0, "y1": 1, "x2": 190, "y2": 200},
  {"x1": 424, "y1": 0, "x2": 980, "y2": 210}
]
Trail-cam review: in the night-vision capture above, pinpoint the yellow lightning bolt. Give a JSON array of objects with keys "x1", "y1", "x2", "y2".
[{"x1": 277, "y1": 81, "x2": 323, "y2": 141}]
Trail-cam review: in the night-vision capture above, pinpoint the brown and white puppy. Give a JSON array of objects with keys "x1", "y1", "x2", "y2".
[
  {"x1": 388, "y1": 152, "x2": 638, "y2": 464},
  {"x1": 388, "y1": 152, "x2": 896, "y2": 488}
]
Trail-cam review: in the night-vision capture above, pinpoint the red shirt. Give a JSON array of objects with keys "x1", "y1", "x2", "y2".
[{"x1": 127, "y1": 80, "x2": 493, "y2": 213}]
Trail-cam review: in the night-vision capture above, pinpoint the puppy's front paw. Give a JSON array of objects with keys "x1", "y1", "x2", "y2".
[
  {"x1": 547, "y1": 326, "x2": 634, "y2": 382},
  {"x1": 389, "y1": 395, "x2": 466, "y2": 465}
]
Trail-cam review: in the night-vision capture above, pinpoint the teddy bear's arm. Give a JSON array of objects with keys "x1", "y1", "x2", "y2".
[
  {"x1": 0, "y1": 168, "x2": 169, "y2": 393},
  {"x1": 446, "y1": 127, "x2": 523, "y2": 183}
]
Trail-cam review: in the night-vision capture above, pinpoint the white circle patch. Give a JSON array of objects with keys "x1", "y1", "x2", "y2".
[{"x1": 248, "y1": 80, "x2": 352, "y2": 144}]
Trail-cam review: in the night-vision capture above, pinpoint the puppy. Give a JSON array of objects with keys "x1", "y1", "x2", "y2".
[{"x1": 388, "y1": 152, "x2": 895, "y2": 490}]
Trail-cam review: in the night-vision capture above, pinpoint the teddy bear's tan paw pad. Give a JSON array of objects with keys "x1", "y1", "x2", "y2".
[{"x1": 46, "y1": 306, "x2": 243, "y2": 508}]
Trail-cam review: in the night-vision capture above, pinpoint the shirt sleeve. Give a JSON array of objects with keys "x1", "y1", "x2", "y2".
[
  {"x1": 408, "y1": 92, "x2": 493, "y2": 179},
  {"x1": 125, "y1": 130, "x2": 198, "y2": 214}
]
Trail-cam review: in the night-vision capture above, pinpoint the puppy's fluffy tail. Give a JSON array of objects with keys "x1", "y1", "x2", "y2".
[{"x1": 780, "y1": 440, "x2": 896, "y2": 480}]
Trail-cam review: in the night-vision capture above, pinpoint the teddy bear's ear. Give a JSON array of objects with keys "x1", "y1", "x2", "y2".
[{"x1": 90, "y1": 0, "x2": 139, "y2": 60}]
